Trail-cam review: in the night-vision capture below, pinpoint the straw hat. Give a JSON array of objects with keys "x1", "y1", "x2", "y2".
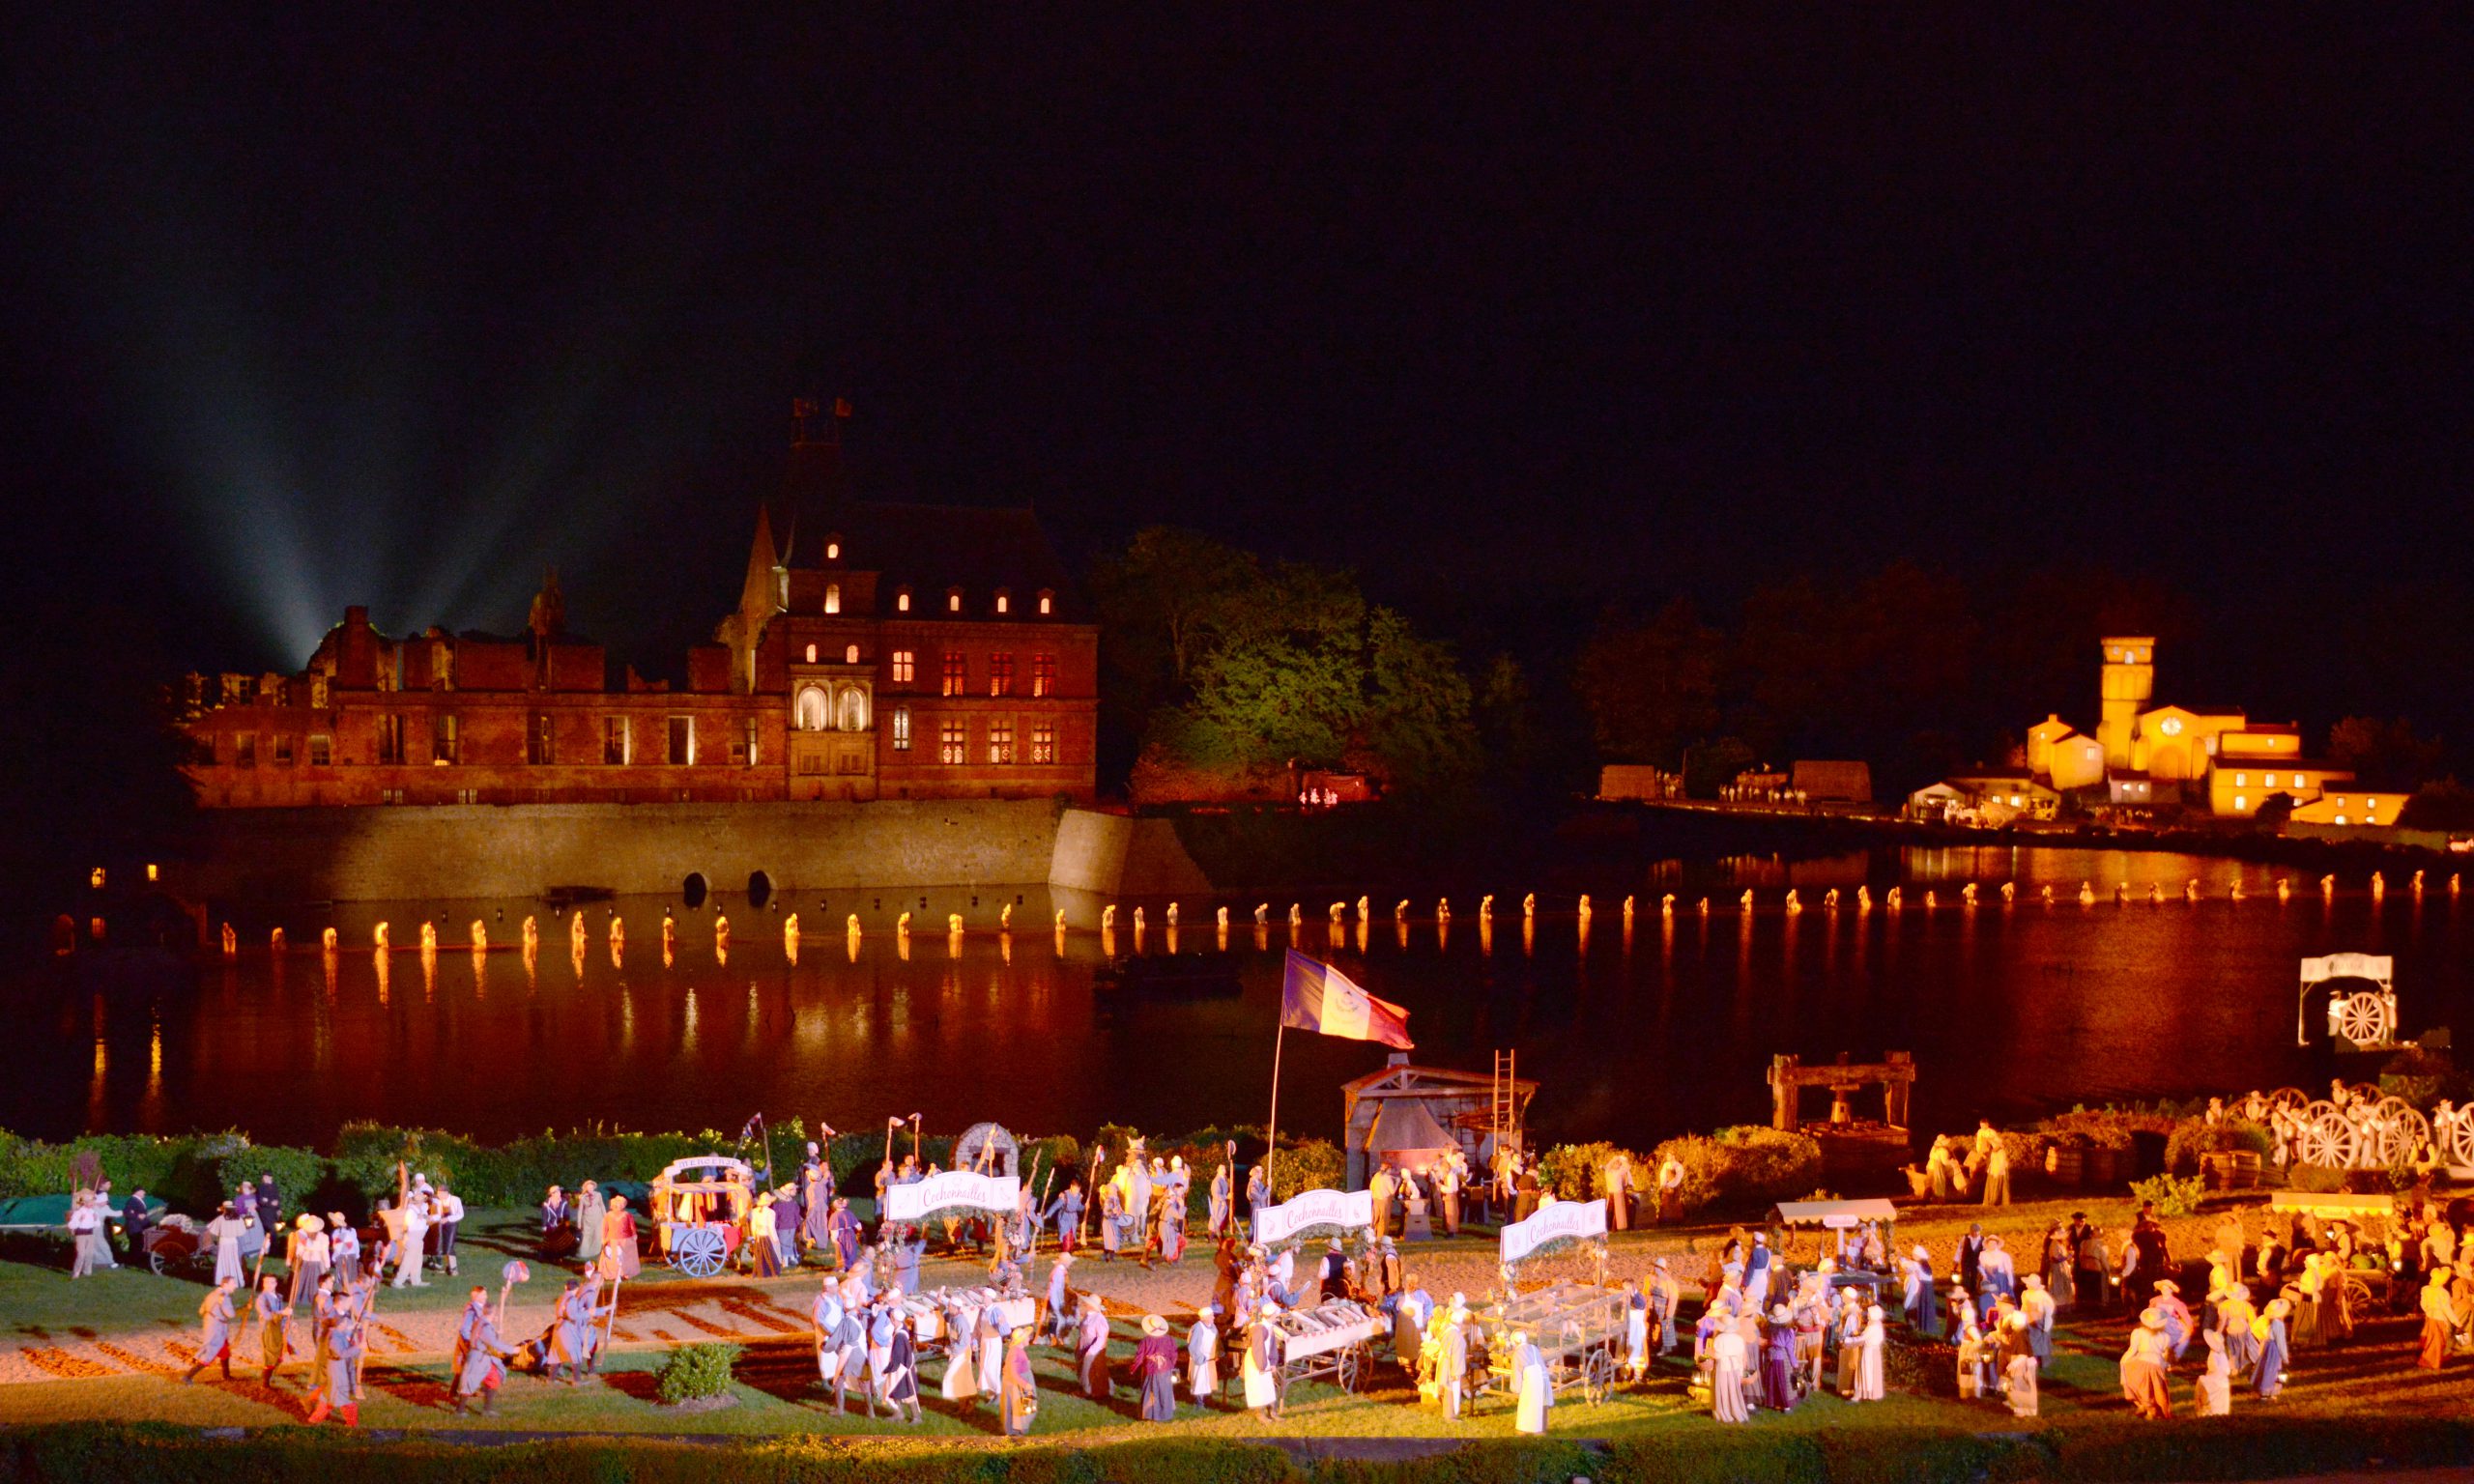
[
  {"x1": 2152, "y1": 1279, "x2": 2177, "y2": 1296},
  {"x1": 2021, "y1": 1273, "x2": 2042, "y2": 1290},
  {"x1": 1769, "y1": 1304, "x2": 1790, "y2": 1324},
  {"x1": 1141, "y1": 1314, "x2": 1168, "y2": 1336},
  {"x1": 2140, "y1": 1308, "x2": 2166, "y2": 1330},
  {"x1": 295, "y1": 1213, "x2": 324, "y2": 1233}
]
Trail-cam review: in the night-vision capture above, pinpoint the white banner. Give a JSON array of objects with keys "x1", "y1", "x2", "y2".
[
  {"x1": 883, "y1": 1171, "x2": 1021, "y2": 1222},
  {"x1": 1499, "y1": 1197, "x2": 1608, "y2": 1266},
  {"x1": 1253, "y1": 1187, "x2": 1375, "y2": 1246}
]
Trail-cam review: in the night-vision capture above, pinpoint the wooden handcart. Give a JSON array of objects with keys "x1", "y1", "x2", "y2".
[{"x1": 1478, "y1": 1281, "x2": 1628, "y2": 1407}]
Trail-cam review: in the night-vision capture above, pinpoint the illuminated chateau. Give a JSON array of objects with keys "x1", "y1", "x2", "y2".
[
  {"x1": 1917, "y1": 636, "x2": 2406, "y2": 827},
  {"x1": 179, "y1": 411, "x2": 1098, "y2": 808}
]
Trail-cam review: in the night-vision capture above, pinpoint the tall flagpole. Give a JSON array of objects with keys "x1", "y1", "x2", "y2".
[{"x1": 1265, "y1": 1020, "x2": 1286, "y2": 1194}]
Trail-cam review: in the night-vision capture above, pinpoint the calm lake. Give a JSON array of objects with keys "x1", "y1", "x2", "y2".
[{"x1": 12, "y1": 848, "x2": 2471, "y2": 1152}]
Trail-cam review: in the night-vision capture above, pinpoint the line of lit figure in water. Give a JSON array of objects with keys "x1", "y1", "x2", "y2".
[{"x1": 205, "y1": 866, "x2": 2464, "y2": 991}]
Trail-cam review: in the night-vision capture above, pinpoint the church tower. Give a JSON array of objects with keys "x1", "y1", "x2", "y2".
[{"x1": 2096, "y1": 635, "x2": 2154, "y2": 770}]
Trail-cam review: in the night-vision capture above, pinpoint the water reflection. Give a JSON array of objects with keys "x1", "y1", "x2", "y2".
[{"x1": 14, "y1": 852, "x2": 2474, "y2": 1152}]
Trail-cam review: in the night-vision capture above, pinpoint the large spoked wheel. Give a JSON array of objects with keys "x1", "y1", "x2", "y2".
[
  {"x1": 2445, "y1": 1112, "x2": 2474, "y2": 1167},
  {"x1": 2372, "y1": 1099, "x2": 2432, "y2": 1164},
  {"x1": 2267, "y1": 1087, "x2": 2310, "y2": 1117},
  {"x1": 2340, "y1": 1271, "x2": 2377, "y2": 1312},
  {"x1": 1583, "y1": 1347, "x2": 1615, "y2": 1405},
  {"x1": 2336, "y1": 994, "x2": 2391, "y2": 1045},
  {"x1": 2295, "y1": 1103, "x2": 2355, "y2": 1169},
  {"x1": 1334, "y1": 1344, "x2": 1361, "y2": 1393},
  {"x1": 672, "y1": 1224, "x2": 728, "y2": 1278}
]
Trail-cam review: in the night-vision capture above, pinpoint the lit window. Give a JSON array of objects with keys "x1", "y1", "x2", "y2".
[
  {"x1": 605, "y1": 717, "x2": 630, "y2": 764},
  {"x1": 1031, "y1": 654, "x2": 1055, "y2": 698},
  {"x1": 2234, "y1": 773, "x2": 2247, "y2": 787},
  {"x1": 845, "y1": 642, "x2": 859, "y2": 664},
  {"x1": 995, "y1": 590, "x2": 1010, "y2": 614},
  {"x1": 939, "y1": 721, "x2": 965, "y2": 764},
  {"x1": 2335, "y1": 815, "x2": 2347, "y2": 825},
  {"x1": 2010, "y1": 795, "x2": 2024, "y2": 808},
  {"x1": 795, "y1": 687, "x2": 828, "y2": 731},
  {"x1": 824, "y1": 584, "x2": 841, "y2": 614},
  {"x1": 826, "y1": 539, "x2": 841, "y2": 560},
  {"x1": 989, "y1": 721, "x2": 1014, "y2": 764},
  {"x1": 432, "y1": 713, "x2": 459, "y2": 764},
  {"x1": 891, "y1": 650, "x2": 914, "y2": 686},
  {"x1": 2264, "y1": 774, "x2": 2279, "y2": 788},
  {"x1": 308, "y1": 734, "x2": 331, "y2": 766},
  {"x1": 2161, "y1": 717, "x2": 2182, "y2": 736},
  {"x1": 805, "y1": 642, "x2": 818, "y2": 664},
  {"x1": 2235, "y1": 795, "x2": 2248, "y2": 811},
  {"x1": 1038, "y1": 589, "x2": 1053, "y2": 615},
  {"x1": 1031, "y1": 722, "x2": 1055, "y2": 764},
  {"x1": 942, "y1": 652, "x2": 967, "y2": 697},
  {"x1": 947, "y1": 588, "x2": 963, "y2": 613},
  {"x1": 891, "y1": 707, "x2": 910, "y2": 751},
  {"x1": 897, "y1": 587, "x2": 911, "y2": 613},
  {"x1": 990, "y1": 653, "x2": 1015, "y2": 698},
  {"x1": 667, "y1": 716, "x2": 694, "y2": 765}
]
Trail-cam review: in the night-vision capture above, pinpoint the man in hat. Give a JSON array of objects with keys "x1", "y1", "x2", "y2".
[
  {"x1": 1745, "y1": 1231, "x2": 1774, "y2": 1308},
  {"x1": 304, "y1": 1287, "x2": 364, "y2": 1426},
  {"x1": 247, "y1": 1273, "x2": 293, "y2": 1384},
  {"x1": 828, "y1": 1197, "x2": 861, "y2": 1271},
  {"x1": 1652, "y1": 1259, "x2": 1682, "y2": 1355},
  {"x1": 2019, "y1": 1273, "x2": 2055, "y2": 1368},
  {"x1": 182, "y1": 1277, "x2": 241, "y2": 1384},
  {"x1": 1395, "y1": 1273, "x2": 1434, "y2": 1372},
  {"x1": 540, "y1": 1185, "x2": 569, "y2": 1233},
  {"x1": 1136, "y1": 1314, "x2": 1179, "y2": 1420},
  {"x1": 449, "y1": 1285, "x2": 514, "y2": 1414},
  {"x1": 286, "y1": 1213, "x2": 330, "y2": 1309},
  {"x1": 1188, "y1": 1302, "x2": 1221, "y2": 1406},
  {"x1": 1957, "y1": 1223, "x2": 1986, "y2": 1298},
  {"x1": 1041, "y1": 1251, "x2": 1076, "y2": 1341},
  {"x1": 1603, "y1": 1151, "x2": 1634, "y2": 1232},
  {"x1": 1076, "y1": 1294, "x2": 1113, "y2": 1399}
]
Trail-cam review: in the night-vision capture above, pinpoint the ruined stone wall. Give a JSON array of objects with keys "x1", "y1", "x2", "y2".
[{"x1": 182, "y1": 798, "x2": 1072, "y2": 903}]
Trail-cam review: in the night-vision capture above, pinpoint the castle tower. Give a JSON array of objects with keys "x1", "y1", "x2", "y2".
[{"x1": 2096, "y1": 635, "x2": 2154, "y2": 770}]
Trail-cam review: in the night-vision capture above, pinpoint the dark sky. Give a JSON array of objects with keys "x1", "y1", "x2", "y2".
[{"x1": 7, "y1": 11, "x2": 2471, "y2": 698}]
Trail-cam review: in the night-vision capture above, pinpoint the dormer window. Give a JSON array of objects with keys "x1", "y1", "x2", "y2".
[
  {"x1": 994, "y1": 590, "x2": 1010, "y2": 614},
  {"x1": 805, "y1": 643, "x2": 818, "y2": 664},
  {"x1": 825, "y1": 536, "x2": 842, "y2": 560},
  {"x1": 824, "y1": 583, "x2": 841, "y2": 614},
  {"x1": 896, "y1": 587, "x2": 911, "y2": 613},
  {"x1": 1037, "y1": 589, "x2": 1054, "y2": 615},
  {"x1": 844, "y1": 643, "x2": 859, "y2": 664},
  {"x1": 947, "y1": 587, "x2": 963, "y2": 614}
]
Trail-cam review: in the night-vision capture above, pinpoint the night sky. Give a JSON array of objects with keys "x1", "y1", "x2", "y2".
[{"x1": 6, "y1": 12, "x2": 2472, "y2": 752}]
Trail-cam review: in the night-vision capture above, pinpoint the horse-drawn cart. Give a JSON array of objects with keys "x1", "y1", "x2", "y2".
[
  {"x1": 1478, "y1": 1281, "x2": 1629, "y2": 1406},
  {"x1": 648, "y1": 1156, "x2": 753, "y2": 1277},
  {"x1": 139, "y1": 1211, "x2": 261, "y2": 1277},
  {"x1": 1269, "y1": 1299, "x2": 1386, "y2": 1403}
]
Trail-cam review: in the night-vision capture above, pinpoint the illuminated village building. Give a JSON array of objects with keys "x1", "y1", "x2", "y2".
[
  {"x1": 1914, "y1": 636, "x2": 2407, "y2": 827},
  {"x1": 178, "y1": 413, "x2": 1098, "y2": 807}
]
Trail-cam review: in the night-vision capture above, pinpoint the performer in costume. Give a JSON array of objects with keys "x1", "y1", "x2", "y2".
[
  {"x1": 1136, "y1": 1314, "x2": 1179, "y2": 1420},
  {"x1": 182, "y1": 1278, "x2": 241, "y2": 1384}
]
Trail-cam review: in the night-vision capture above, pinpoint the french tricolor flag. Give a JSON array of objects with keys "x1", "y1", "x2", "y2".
[{"x1": 1280, "y1": 950, "x2": 1414, "y2": 1048}]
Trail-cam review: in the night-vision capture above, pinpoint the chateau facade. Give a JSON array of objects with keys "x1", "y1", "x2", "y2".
[{"x1": 179, "y1": 422, "x2": 1098, "y2": 808}]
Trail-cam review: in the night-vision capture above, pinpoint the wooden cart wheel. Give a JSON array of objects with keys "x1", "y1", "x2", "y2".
[
  {"x1": 672, "y1": 1224, "x2": 727, "y2": 1278},
  {"x1": 2295, "y1": 1103, "x2": 2352, "y2": 1169},
  {"x1": 2267, "y1": 1087, "x2": 2310, "y2": 1117},
  {"x1": 2336, "y1": 995, "x2": 2390, "y2": 1046},
  {"x1": 2340, "y1": 1271, "x2": 2376, "y2": 1311},
  {"x1": 1336, "y1": 1343, "x2": 1360, "y2": 1393},
  {"x1": 2445, "y1": 1110, "x2": 2474, "y2": 1168},
  {"x1": 1584, "y1": 1347, "x2": 1615, "y2": 1405}
]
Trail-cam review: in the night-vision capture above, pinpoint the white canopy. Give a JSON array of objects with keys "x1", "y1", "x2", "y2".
[
  {"x1": 2299, "y1": 952, "x2": 2393, "y2": 988},
  {"x1": 1769, "y1": 1198, "x2": 1898, "y2": 1230}
]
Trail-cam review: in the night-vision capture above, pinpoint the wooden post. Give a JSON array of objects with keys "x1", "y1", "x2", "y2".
[
  {"x1": 1769, "y1": 1055, "x2": 1798, "y2": 1131},
  {"x1": 1886, "y1": 1052, "x2": 1913, "y2": 1128}
]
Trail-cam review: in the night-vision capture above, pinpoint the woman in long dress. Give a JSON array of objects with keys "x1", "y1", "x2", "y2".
[
  {"x1": 1438, "y1": 1303, "x2": 1469, "y2": 1420},
  {"x1": 1708, "y1": 1322, "x2": 1751, "y2": 1421},
  {"x1": 1513, "y1": 1328, "x2": 1552, "y2": 1433},
  {"x1": 1000, "y1": 1323, "x2": 1038, "y2": 1436},
  {"x1": 940, "y1": 1298, "x2": 978, "y2": 1402},
  {"x1": 206, "y1": 1203, "x2": 248, "y2": 1287},
  {"x1": 1624, "y1": 1279, "x2": 1650, "y2": 1382},
  {"x1": 2119, "y1": 1309, "x2": 2172, "y2": 1418},
  {"x1": 1853, "y1": 1303, "x2": 1886, "y2": 1401},
  {"x1": 1077, "y1": 1296, "x2": 1113, "y2": 1398},
  {"x1": 2418, "y1": 1267, "x2": 2458, "y2": 1369},
  {"x1": 575, "y1": 1182, "x2": 607, "y2": 1264},
  {"x1": 977, "y1": 1304, "x2": 1004, "y2": 1402},
  {"x1": 1242, "y1": 1312, "x2": 1280, "y2": 1417},
  {"x1": 599, "y1": 1196, "x2": 641, "y2": 1280},
  {"x1": 1762, "y1": 1305, "x2": 1798, "y2": 1412},
  {"x1": 1136, "y1": 1314, "x2": 1180, "y2": 1421},
  {"x1": 2196, "y1": 1327, "x2": 2231, "y2": 1414},
  {"x1": 1188, "y1": 1306, "x2": 1220, "y2": 1406},
  {"x1": 2254, "y1": 1298, "x2": 2290, "y2": 1397}
]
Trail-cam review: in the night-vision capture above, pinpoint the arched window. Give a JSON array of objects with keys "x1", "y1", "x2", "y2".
[
  {"x1": 825, "y1": 535, "x2": 842, "y2": 560},
  {"x1": 794, "y1": 686, "x2": 829, "y2": 732},
  {"x1": 1037, "y1": 589, "x2": 1054, "y2": 615},
  {"x1": 947, "y1": 587, "x2": 963, "y2": 613},
  {"x1": 994, "y1": 590, "x2": 1010, "y2": 614},
  {"x1": 896, "y1": 586, "x2": 911, "y2": 613},
  {"x1": 824, "y1": 583, "x2": 841, "y2": 614},
  {"x1": 844, "y1": 642, "x2": 860, "y2": 664},
  {"x1": 804, "y1": 642, "x2": 818, "y2": 664},
  {"x1": 836, "y1": 687, "x2": 870, "y2": 732}
]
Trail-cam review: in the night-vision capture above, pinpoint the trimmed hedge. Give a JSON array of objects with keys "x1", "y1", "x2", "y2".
[{"x1": 1646, "y1": 1125, "x2": 1823, "y2": 1218}]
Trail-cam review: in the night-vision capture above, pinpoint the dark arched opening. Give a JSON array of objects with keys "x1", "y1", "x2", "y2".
[
  {"x1": 682, "y1": 872, "x2": 708, "y2": 909},
  {"x1": 747, "y1": 870, "x2": 773, "y2": 910}
]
